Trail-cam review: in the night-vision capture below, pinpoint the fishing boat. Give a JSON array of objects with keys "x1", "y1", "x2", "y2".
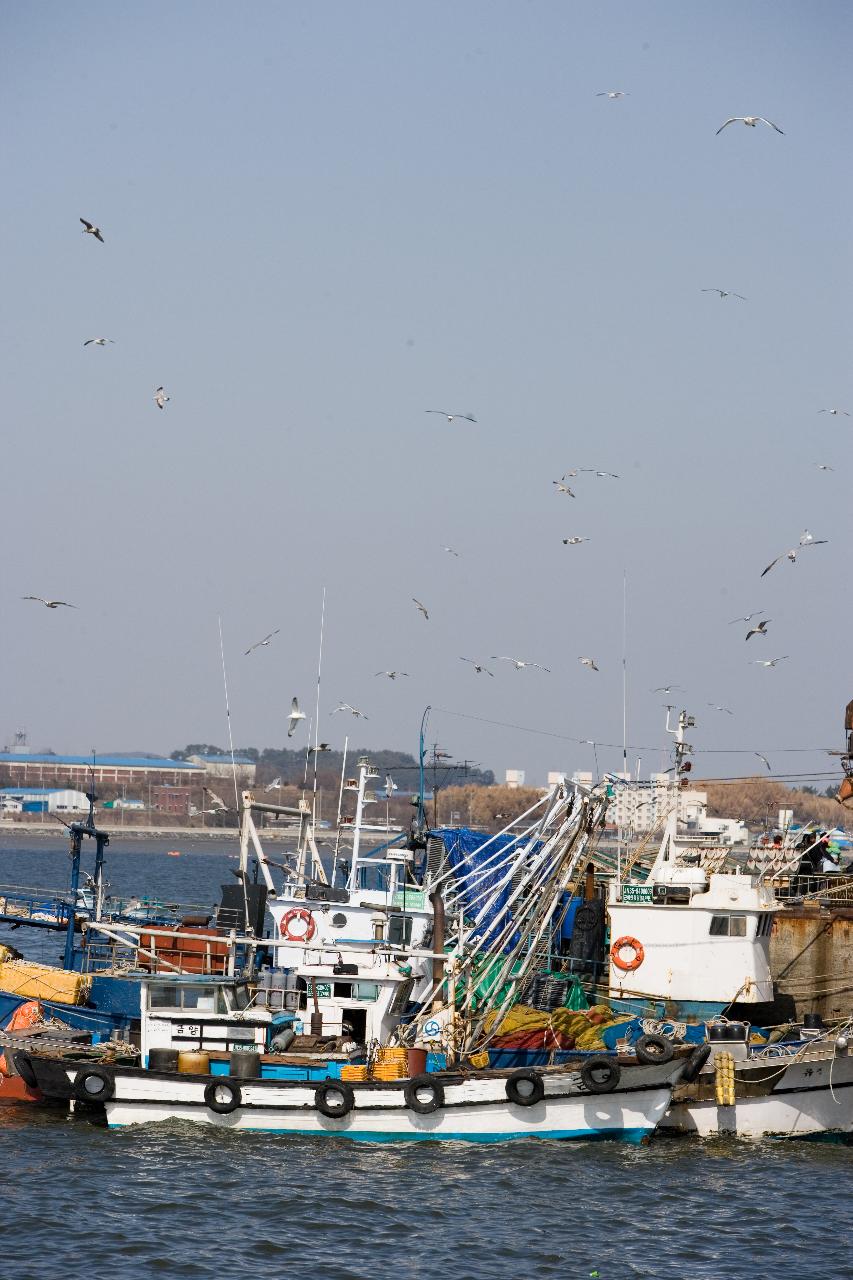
[
  {"x1": 16, "y1": 971, "x2": 694, "y2": 1141},
  {"x1": 662, "y1": 1019, "x2": 853, "y2": 1139}
]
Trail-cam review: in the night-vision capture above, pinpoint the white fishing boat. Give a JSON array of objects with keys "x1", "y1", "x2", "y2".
[
  {"x1": 662, "y1": 1020, "x2": 853, "y2": 1139},
  {"x1": 18, "y1": 972, "x2": 692, "y2": 1142}
]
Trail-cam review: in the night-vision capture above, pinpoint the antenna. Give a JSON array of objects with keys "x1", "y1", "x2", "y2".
[
  {"x1": 311, "y1": 586, "x2": 327, "y2": 818},
  {"x1": 218, "y1": 615, "x2": 240, "y2": 814}
]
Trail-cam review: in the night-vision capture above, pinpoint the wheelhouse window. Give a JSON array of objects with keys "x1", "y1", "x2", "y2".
[
  {"x1": 709, "y1": 915, "x2": 747, "y2": 937},
  {"x1": 388, "y1": 914, "x2": 413, "y2": 946},
  {"x1": 148, "y1": 984, "x2": 217, "y2": 1011}
]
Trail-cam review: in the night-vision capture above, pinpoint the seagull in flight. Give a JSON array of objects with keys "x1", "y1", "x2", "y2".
[
  {"x1": 815, "y1": 463, "x2": 834, "y2": 471},
  {"x1": 818, "y1": 407, "x2": 850, "y2": 417},
  {"x1": 374, "y1": 670, "x2": 409, "y2": 680},
  {"x1": 562, "y1": 536, "x2": 589, "y2": 546},
  {"x1": 596, "y1": 90, "x2": 628, "y2": 99},
  {"x1": 552, "y1": 481, "x2": 576, "y2": 496},
  {"x1": 746, "y1": 619, "x2": 771, "y2": 641},
  {"x1": 460, "y1": 657, "x2": 494, "y2": 677},
  {"x1": 579, "y1": 469, "x2": 619, "y2": 479},
  {"x1": 264, "y1": 777, "x2": 282, "y2": 792},
  {"x1": 492, "y1": 656, "x2": 551, "y2": 672},
  {"x1": 308, "y1": 743, "x2": 331, "y2": 754},
  {"x1": 441, "y1": 545, "x2": 460, "y2": 557},
  {"x1": 22, "y1": 596, "x2": 77, "y2": 609},
  {"x1": 701, "y1": 288, "x2": 747, "y2": 301},
  {"x1": 652, "y1": 684, "x2": 683, "y2": 694},
  {"x1": 579, "y1": 656, "x2": 599, "y2": 672},
  {"x1": 154, "y1": 386, "x2": 170, "y2": 410},
  {"x1": 332, "y1": 702, "x2": 368, "y2": 718},
  {"x1": 244, "y1": 628, "x2": 280, "y2": 655},
  {"x1": 83, "y1": 337, "x2": 115, "y2": 346},
  {"x1": 412, "y1": 598, "x2": 429, "y2": 620},
  {"x1": 754, "y1": 752, "x2": 772, "y2": 772},
  {"x1": 707, "y1": 703, "x2": 734, "y2": 715},
  {"x1": 425, "y1": 410, "x2": 477, "y2": 424},
  {"x1": 384, "y1": 774, "x2": 398, "y2": 798},
  {"x1": 751, "y1": 656, "x2": 789, "y2": 667},
  {"x1": 287, "y1": 697, "x2": 306, "y2": 738},
  {"x1": 716, "y1": 116, "x2": 784, "y2": 135},
  {"x1": 761, "y1": 538, "x2": 827, "y2": 577},
  {"x1": 80, "y1": 217, "x2": 105, "y2": 242},
  {"x1": 728, "y1": 612, "x2": 764, "y2": 625}
]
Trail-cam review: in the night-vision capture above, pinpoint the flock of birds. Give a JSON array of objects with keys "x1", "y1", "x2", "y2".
[{"x1": 20, "y1": 102, "x2": 847, "y2": 781}]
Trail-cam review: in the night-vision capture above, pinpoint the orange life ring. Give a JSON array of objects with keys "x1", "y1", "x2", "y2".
[
  {"x1": 281, "y1": 908, "x2": 316, "y2": 942},
  {"x1": 610, "y1": 935, "x2": 644, "y2": 972}
]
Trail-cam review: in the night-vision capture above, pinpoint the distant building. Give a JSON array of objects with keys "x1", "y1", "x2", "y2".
[
  {"x1": 605, "y1": 771, "x2": 707, "y2": 832},
  {"x1": 571, "y1": 771, "x2": 594, "y2": 789},
  {"x1": 505, "y1": 769, "x2": 526, "y2": 790},
  {"x1": 187, "y1": 754, "x2": 257, "y2": 784},
  {"x1": 0, "y1": 753, "x2": 203, "y2": 790},
  {"x1": 149, "y1": 785, "x2": 195, "y2": 816},
  {"x1": 547, "y1": 771, "x2": 567, "y2": 788},
  {"x1": 0, "y1": 787, "x2": 90, "y2": 814}
]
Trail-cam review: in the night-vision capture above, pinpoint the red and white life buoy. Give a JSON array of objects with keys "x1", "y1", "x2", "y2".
[
  {"x1": 280, "y1": 908, "x2": 316, "y2": 942},
  {"x1": 610, "y1": 935, "x2": 644, "y2": 972}
]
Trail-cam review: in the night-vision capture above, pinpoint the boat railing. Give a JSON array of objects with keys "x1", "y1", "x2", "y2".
[{"x1": 772, "y1": 872, "x2": 853, "y2": 904}]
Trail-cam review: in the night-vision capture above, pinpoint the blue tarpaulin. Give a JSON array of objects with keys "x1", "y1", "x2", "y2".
[{"x1": 431, "y1": 826, "x2": 544, "y2": 952}]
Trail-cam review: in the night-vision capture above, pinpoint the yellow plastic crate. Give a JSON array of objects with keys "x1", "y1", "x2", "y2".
[{"x1": 0, "y1": 960, "x2": 91, "y2": 1006}]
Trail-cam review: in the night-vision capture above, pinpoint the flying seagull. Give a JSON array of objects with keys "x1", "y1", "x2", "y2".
[
  {"x1": 245, "y1": 628, "x2": 280, "y2": 655},
  {"x1": 579, "y1": 469, "x2": 619, "y2": 479},
  {"x1": 491, "y1": 656, "x2": 551, "y2": 672},
  {"x1": 701, "y1": 288, "x2": 747, "y2": 301},
  {"x1": 761, "y1": 539, "x2": 827, "y2": 576},
  {"x1": 425, "y1": 410, "x2": 477, "y2": 424},
  {"x1": 154, "y1": 386, "x2": 170, "y2": 410},
  {"x1": 412, "y1": 597, "x2": 429, "y2": 620},
  {"x1": 80, "y1": 218, "x2": 104, "y2": 242},
  {"x1": 817, "y1": 407, "x2": 850, "y2": 417},
  {"x1": 264, "y1": 777, "x2": 282, "y2": 792},
  {"x1": 751, "y1": 656, "x2": 788, "y2": 667},
  {"x1": 375, "y1": 670, "x2": 410, "y2": 680},
  {"x1": 746, "y1": 619, "x2": 771, "y2": 641},
  {"x1": 815, "y1": 463, "x2": 834, "y2": 471},
  {"x1": 579, "y1": 656, "x2": 599, "y2": 672},
  {"x1": 596, "y1": 90, "x2": 629, "y2": 99},
  {"x1": 308, "y1": 743, "x2": 331, "y2": 754},
  {"x1": 203, "y1": 787, "x2": 228, "y2": 812},
  {"x1": 83, "y1": 337, "x2": 115, "y2": 346},
  {"x1": 562, "y1": 536, "x2": 589, "y2": 545},
  {"x1": 287, "y1": 697, "x2": 306, "y2": 738},
  {"x1": 441, "y1": 545, "x2": 460, "y2": 557},
  {"x1": 552, "y1": 481, "x2": 576, "y2": 496},
  {"x1": 716, "y1": 116, "x2": 783, "y2": 135},
  {"x1": 707, "y1": 703, "x2": 734, "y2": 714},
  {"x1": 384, "y1": 774, "x2": 398, "y2": 798},
  {"x1": 754, "y1": 752, "x2": 772, "y2": 772},
  {"x1": 652, "y1": 685, "x2": 683, "y2": 694},
  {"x1": 21, "y1": 596, "x2": 77, "y2": 609},
  {"x1": 728, "y1": 612, "x2": 764, "y2": 625},
  {"x1": 331, "y1": 702, "x2": 368, "y2": 718},
  {"x1": 460, "y1": 657, "x2": 494, "y2": 676}
]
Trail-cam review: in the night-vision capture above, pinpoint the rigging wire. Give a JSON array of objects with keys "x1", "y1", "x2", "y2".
[{"x1": 218, "y1": 615, "x2": 241, "y2": 814}]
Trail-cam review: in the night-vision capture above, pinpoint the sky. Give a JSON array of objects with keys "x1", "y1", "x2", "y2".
[{"x1": 1, "y1": 2, "x2": 850, "y2": 789}]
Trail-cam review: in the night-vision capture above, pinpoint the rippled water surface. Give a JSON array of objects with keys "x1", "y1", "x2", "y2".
[{"x1": 1, "y1": 838, "x2": 851, "y2": 1279}]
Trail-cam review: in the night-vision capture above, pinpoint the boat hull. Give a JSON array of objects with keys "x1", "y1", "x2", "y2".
[
  {"x1": 663, "y1": 1051, "x2": 853, "y2": 1139},
  {"x1": 26, "y1": 1055, "x2": 681, "y2": 1143}
]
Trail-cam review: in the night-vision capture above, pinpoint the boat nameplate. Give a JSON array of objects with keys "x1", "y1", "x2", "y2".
[{"x1": 620, "y1": 885, "x2": 653, "y2": 904}]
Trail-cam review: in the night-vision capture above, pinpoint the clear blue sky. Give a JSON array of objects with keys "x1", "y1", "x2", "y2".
[{"x1": 2, "y1": 2, "x2": 850, "y2": 788}]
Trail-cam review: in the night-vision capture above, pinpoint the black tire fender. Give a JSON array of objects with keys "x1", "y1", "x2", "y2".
[
  {"x1": 580, "y1": 1056, "x2": 621, "y2": 1094},
  {"x1": 12, "y1": 1052, "x2": 38, "y2": 1089},
  {"x1": 680, "y1": 1043, "x2": 712, "y2": 1084},
  {"x1": 73, "y1": 1065, "x2": 115, "y2": 1103},
  {"x1": 635, "y1": 1033, "x2": 674, "y2": 1066},
  {"x1": 403, "y1": 1074, "x2": 445, "y2": 1115},
  {"x1": 204, "y1": 1079, "x2": 242, "y2": 1114},
  {"x1": 314, "y1": 1079, "x2": 355, "y2": 1119},
  {"x1": 505, "y1": 1068, "x2": 545, "y2": 1107}
]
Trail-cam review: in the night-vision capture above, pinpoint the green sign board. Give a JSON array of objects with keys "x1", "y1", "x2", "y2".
[
  {"x1": 620, "y1": 884, "x2": 653, "y2": 904},
  {"x1": 392, "y1": 891, "x2": 425, "y2": 909},
  {"x1": 313, "y1": 983, "x2": 331, "y2": 999}
]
